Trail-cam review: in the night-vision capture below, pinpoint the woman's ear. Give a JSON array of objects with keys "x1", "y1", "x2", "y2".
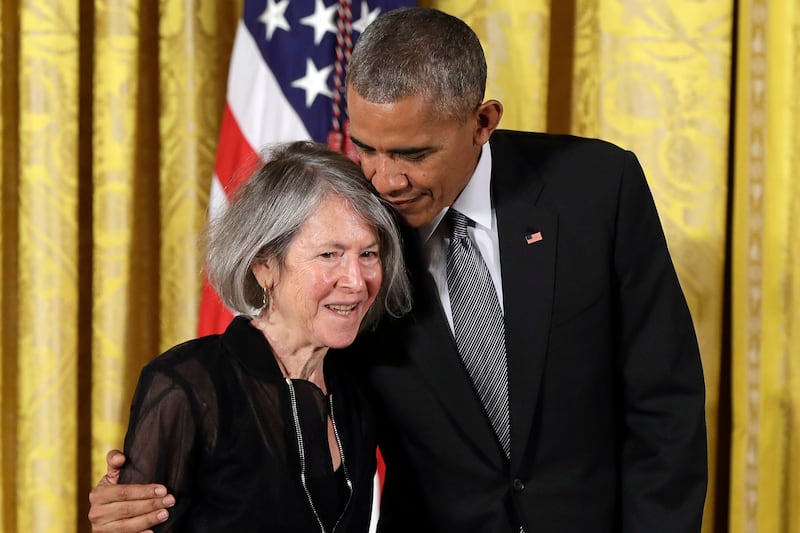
[
  {"x1": 251, "y1": 261, "x2": 278, "y2": 310},
  {"x1": 473, "y1": 99, "x2": 503, "y2": 144},
  {"x1": 251, "y1": 261, "x2": 275, "y2": 290}
]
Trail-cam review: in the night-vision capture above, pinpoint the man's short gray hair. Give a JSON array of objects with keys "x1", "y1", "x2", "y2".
[{"x1": 347, "y1": 7, "x2": 487, "y2": 122}]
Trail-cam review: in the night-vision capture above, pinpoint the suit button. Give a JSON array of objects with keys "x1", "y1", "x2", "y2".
[{"x1": 512, "y1": 478, "x2": 525, "y2": 492}]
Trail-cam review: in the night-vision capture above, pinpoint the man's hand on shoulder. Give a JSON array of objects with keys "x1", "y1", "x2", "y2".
[{"x1": 88, "y1": 450, "x2": 175, "y2": 533}]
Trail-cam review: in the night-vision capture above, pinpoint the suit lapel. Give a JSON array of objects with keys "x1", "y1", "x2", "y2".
[
  {"x1": 491, "y1": 133, "x2": 557, "y2": 471},
  {"x1": 400, "y1": 227, "x2": 505, "y2": 463}
]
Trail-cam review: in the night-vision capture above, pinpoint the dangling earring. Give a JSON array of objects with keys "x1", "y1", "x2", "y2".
[{"x1": 261, "y1": 284, "x2": 267, "y2": 308}]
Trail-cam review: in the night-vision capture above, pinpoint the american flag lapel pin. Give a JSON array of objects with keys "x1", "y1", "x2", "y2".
[{"x1": 525, "y1": 231, "x2": 543, "y2": 245}]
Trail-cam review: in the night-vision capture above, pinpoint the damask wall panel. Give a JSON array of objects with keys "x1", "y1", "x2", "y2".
[
  {"x1": 157, "y1": 1, "x2": 238, "y2": 351},
  {"x1": 427, "y1": 0, "x2": 551, "y2": 132},
  {"x1": 571, "y1": 2, "x2": 733, "y2": 531},
  {"x1": 731, "y1": 1, "x2": 800, "y2": 531},
  {"x1": 0, "y1": 0, "x2": 8, "y2": 528},
  {"x1": 90, "y1": 0, "x2": 157, "y2": 484},
  {"x1": 17, "y1": 1, "x2": 80, "y2": 531}
]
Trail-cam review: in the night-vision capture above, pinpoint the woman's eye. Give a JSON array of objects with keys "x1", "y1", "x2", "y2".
[{"x1": 361, "y1": 250, "x2": 380, "y2": 261}]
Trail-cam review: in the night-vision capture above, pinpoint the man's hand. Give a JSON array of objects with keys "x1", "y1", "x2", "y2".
[{"x1": 88, "y1": 450, "x2": 175, "y2": 533}]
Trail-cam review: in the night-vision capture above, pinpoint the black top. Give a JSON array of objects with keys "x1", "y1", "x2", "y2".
[{"x1": 120, "y1": 316, "x2": 377, "y2": 532}]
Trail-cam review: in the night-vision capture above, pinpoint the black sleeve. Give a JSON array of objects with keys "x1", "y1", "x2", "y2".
[
  {"x1": 614, "y1": 150, "x2": 708, "y2": 531},
  {"x1": 120, "y1": 365, "x2": 201, "y2": 531}
]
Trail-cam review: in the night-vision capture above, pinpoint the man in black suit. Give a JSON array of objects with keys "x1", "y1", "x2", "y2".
[{"x1": 89, "y1": 7, "x2": 707, "y2": 532}]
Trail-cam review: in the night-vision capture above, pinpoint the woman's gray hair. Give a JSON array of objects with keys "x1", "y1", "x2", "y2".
[
  {"x1": 205, "y1": 141, "x2": 412, "y2": 330},
  {"x1": 347, "y1": 7, "x2": 486, "y2": 122}
]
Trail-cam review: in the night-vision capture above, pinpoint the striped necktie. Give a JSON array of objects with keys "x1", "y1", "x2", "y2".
[{"x1": 445, "y1": 209, "x2": 511, "y2": 457}]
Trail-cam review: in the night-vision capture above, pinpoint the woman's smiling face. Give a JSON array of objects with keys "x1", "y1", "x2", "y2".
[{"x1": 253, "y1": 195, "x2": 383, "y2": 352}]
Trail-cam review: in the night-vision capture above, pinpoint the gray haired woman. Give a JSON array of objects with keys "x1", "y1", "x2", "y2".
[{"x1": 100, "y1": 141, "x2": 411, "y2": 532}]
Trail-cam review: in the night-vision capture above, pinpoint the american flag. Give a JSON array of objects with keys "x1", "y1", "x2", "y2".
[{"x1": 198, "y1": 0, "x2": 413, "y2": 337}]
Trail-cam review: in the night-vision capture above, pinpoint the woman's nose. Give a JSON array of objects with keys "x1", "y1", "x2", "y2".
[{"x1": 337, "y1": 256, "x2": 366, "y2": 290}]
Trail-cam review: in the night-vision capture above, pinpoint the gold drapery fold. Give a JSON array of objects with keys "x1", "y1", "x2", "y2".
[
  {"x1": 16, "y1": 2, "x2": 80, "y2": 531},
  {"x1": 0, "y1": 0, "x2": 8, "y2": 530},
  {"x1": 157, "y1": 2, "x2": 232, "y2": 350},
  {"x1": 731, "y1": 0, "x2": 800, "y2": 531},
  {"x1": 91, "y1": 0, "x2": 153, "y2": 485}
]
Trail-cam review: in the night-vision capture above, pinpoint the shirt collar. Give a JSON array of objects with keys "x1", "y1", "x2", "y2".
[{"x1": 420, "y1": 142, "x2": 493, "y2": 242}]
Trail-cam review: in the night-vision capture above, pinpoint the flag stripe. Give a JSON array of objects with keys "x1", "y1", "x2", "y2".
[{"x1": 214, "y1": 104, "x2": 261, "y2": 198}]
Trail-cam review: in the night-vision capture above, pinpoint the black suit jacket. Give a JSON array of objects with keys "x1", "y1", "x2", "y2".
[{"x1": 353, "y1": 130, "x2": 707, "y2": 532}]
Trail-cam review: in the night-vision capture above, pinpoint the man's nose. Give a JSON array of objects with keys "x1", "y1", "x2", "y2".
[{"x1": 368, "y1": 157, "x2": 410, "y2": 195}]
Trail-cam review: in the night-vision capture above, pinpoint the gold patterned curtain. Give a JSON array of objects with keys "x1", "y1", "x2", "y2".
[
  {"x1": 0, "y1": 1, "x2": 239, "y2": 531},
  {"x1": 1, "y1": 1, "x2": 798, "y2": 532}
]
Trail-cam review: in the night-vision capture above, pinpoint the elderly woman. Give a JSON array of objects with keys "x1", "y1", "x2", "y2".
[{"x1": 102, "y1": 141, "x2": 411, "y2": 532}]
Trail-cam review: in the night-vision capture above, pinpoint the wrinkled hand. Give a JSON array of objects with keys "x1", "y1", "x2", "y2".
[{"x1": 88, "y1": 450, "x2": 174, "y2": 533}]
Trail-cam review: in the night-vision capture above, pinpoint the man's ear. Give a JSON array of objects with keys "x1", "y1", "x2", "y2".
[{"x1": 473, "y1": 99, "x2": 503, "y2": 144}]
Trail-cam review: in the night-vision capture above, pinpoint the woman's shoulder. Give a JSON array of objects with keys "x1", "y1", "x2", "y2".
[
  {"x1": 136, "y1": 334, "x2": 228, "y2": 396},
  {"x1": 148, "y1": 333, "x2": 222, "y2": 366}
]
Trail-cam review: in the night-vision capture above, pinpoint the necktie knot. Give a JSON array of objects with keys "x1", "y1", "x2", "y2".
[{"x1": 446, "y1": 209, "x2": 471, "y2": 241}]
